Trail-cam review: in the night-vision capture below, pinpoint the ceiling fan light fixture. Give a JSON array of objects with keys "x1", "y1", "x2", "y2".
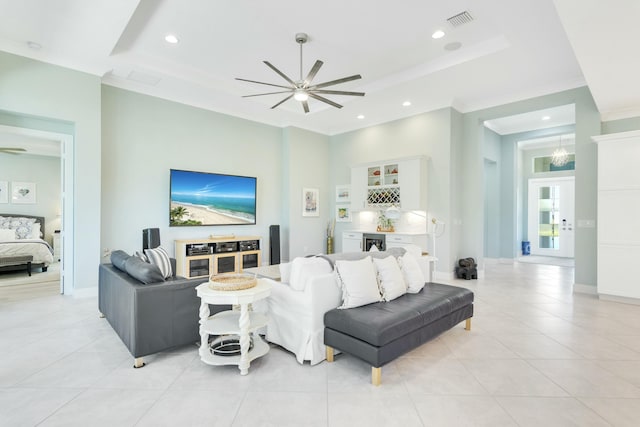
[
  {"x1": 236, "y1": 32, "x2": 365, "y2": 113},
  {"x1": 294, "y1": 89, "x2": 309, "y2": 102}
]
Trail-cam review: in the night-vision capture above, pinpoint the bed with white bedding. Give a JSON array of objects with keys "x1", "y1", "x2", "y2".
[{"x1": 0, "y1": 214, "x2": 54, "y2": 273}]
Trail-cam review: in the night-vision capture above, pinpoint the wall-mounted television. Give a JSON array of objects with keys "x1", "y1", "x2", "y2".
[{"x1": 170, "y1": 169, "x2": 257, "y2": 226}]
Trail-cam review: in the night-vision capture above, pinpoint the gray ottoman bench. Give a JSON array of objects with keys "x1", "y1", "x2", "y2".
[{"x1": 324, "y1": 282, "x2": 474, "y2": 385}]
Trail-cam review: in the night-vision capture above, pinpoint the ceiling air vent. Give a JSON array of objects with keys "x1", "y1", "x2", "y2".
[{"x1": 447, "y1": 11, "x2": 474, "y2": 27}]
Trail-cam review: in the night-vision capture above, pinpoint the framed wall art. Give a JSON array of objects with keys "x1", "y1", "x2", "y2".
[
  {"x1": 336, "y1": 205, "x2": 352, "y2": 222},
  {"x1": 336, "y1": 185, "x2": 351, "y2": 203},
  {"x1": 11, "y1": 181, "x2": 36, "y2": 204},
  {"x1": 302, "y1": 187, "x2": 319, "y2": 217}
]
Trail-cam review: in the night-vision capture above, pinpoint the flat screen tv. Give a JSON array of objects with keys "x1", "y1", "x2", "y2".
[{"x1": 170, "y1": 169, "x2": 257, "y2": 226}]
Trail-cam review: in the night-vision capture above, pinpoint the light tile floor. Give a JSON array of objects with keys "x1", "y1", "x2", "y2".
[{"x1": 1, "y1": 262, "x2": 640, "y2": 426}]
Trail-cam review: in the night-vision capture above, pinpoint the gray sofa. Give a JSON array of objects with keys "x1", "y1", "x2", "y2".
[
  {"x1": 98, "y1": 252, "x2": 227, "y2": 367},
  {"x1": 324, "y1": 281, "x2": 474, "y2": 386}
]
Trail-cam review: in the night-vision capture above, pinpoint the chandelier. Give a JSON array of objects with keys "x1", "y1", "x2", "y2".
[{"x1": 551, "y1": 136, "x2": 569, "y2": 167}]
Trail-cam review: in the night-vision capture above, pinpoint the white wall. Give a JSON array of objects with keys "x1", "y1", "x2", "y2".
[
  {"x1": 101, "y1": 86, "x2": 285, "y2": 260},
  {"x1": 0, "y1": 154, "x2": 61, "y2": 243}
]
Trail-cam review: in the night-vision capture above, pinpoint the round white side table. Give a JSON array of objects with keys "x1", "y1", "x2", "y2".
[{"x1": 196, "y1": 279, "x2": 271, "y2": 375}]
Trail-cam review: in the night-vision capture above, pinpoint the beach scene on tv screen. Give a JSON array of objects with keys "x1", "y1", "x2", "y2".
[{"x1": 170, "y1": 170, "x2": 256, "y2": 226}]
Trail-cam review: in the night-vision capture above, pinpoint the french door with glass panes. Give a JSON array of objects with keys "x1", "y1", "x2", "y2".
[{"x1": 527, "y1": 177, "x2": 575, "y2": 257}]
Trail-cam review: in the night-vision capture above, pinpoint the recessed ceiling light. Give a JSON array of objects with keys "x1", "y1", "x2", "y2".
[
  {"x1": 542, "y1": 116, "x2": 551, "y2": 121},
  {"x1": 165, "y1": 34, "x2": 179, "y2": 44},
  {"x1": 357, "y1": 114, "x2": 365, "y2": 119},
  {"x1": 402, "y1": 101, "x2": 412, "y2": 107},
  {"x1": 26, "y1": 41, "x2": 42, "y2": 50},
  {"x1": 432, "y1": 30, "x2": 445, "y2": 39}
]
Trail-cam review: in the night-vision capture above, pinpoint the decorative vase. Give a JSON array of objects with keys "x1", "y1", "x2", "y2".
[{"x1": 327, "y1": 236, "x2": 334, "y2": 254}]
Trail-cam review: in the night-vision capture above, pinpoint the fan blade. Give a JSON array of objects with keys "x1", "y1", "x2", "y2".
[
  {"x1": 309, "y1": 74, "x2": 361, "y2": 90},
  {"x1": 304, "y1": 60, "x2": 324, "y2": 86},
  {"x1": 235, "y1": 78, "x2": 292, "y2": 90},
  {"x1": 0, "y1": 147, "x2": 26, "y2": 151},
  {"x1": 308, "y1": 93, "x2": 343, "y2": 109},
  {"x1": 263, "y1": 61, "x2": 297, "y2": 86},
  {"x1": 312, "y1": 89, "x2": 365, "y2": 97},
  {"x1": 242, "y1": 90, "x2": 293, "y2": 98},
  {"x1": 302, "y1": 100, "x2": 310, "y2": 114},
  {"x1": 271, "y1": 94, "x2": 294, "y2": 109}
]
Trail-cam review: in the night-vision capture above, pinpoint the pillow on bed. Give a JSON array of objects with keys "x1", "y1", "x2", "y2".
[
  {"x1": 0, "y1": 228, "x2": 16, "y2": 242},
  {"x1": 28, "y1": 223, "x2": 42, "y2": 239},
  {"x1": 14, "y1": 223, "x2": 34, "y2": 239}
]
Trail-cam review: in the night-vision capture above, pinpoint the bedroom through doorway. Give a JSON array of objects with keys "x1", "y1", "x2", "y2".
[{"x1": 0, "y1": 125, "x2": 66, "y2": 298}]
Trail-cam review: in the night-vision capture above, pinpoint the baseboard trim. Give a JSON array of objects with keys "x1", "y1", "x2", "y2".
[
  {"x1": 598, "y1": 293, "x2": 640, "y2": 306},
  {"x1": 573, "y1": 283, "x2": 597, "y2": 295}
]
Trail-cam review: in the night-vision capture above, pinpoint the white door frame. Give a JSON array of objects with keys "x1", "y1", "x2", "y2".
[
  {"x1": 0, "y1": 124, "x2": 74, "y2": 294},
  {"x1": 527, "y1": 176, "x2": 575, "y2": 258}
]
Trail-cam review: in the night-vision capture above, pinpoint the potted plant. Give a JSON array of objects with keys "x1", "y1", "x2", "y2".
[{"x1": 377, "y1": 212, "x2": 394, "y2": 232}]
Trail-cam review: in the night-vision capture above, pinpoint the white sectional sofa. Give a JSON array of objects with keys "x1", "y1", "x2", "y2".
[{"x1": 255, "y1": 248, "x2": 431, "y2": 365}]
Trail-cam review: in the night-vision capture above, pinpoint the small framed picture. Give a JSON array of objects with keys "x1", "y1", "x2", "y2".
[
  {"x1": 11, "y1": 182, "x2": 36, "y2": 204},
  {"x1": 336, "y1": 185, "x2": 351, "y2": 203},
  {"x1": 0, "y1": 181, "x2": 8, "y2": 203},
  {"x1": 336, "y1": 204, "x2": 352, "y2": 222},
  {"x1": 302, "y1": 188, "x2": 319, "y2": 217}
]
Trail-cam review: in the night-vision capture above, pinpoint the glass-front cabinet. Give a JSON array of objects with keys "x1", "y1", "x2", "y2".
[{"x1": 351, "y1": 157, "x2": 426, "y2": 211}]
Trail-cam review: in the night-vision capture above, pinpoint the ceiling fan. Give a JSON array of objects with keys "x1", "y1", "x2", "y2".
[
  {"x1": 0, "y1": 147, "x2": 26, "y2": 155},
  {"x1": 236, "y1": 33, "x2": 365, "y2": 113}
]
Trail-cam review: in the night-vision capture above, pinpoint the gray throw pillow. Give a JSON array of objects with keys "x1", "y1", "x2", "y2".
[
  {"x1": 124, "y1": 256, "x2": 165, "y2": 284},
  {"x1": 110, "y1": 250, "x2": 131, "y2": 272}
]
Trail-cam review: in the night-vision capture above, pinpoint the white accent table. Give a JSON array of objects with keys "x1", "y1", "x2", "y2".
[{"x1": 196, "y1": 279, "x2": 272, "y2": 375}]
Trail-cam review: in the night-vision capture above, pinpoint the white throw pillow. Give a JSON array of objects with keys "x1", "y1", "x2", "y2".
[
  {"x1": 335, "y1": 256, "x2": 381, "y2": 309},
  {"x1": 29, "y1": 223, "x2": 42, "y2": 239},
  {"x1": 279, "y1": 262, "x2": 292, "y2": 284},
  {"x1": 144, "y1": 246, "x2": 173, "y2": 279},
  {"x1": 0, "y1": 228, "x2": 16, "y2": 242},
  {"x1": 289, "y1": 257, "x2": 332, "y2": 291},
  {"x1": 399, "y1": 253, "x2": 426, "y2": 293},
  {"x1": 373, "y1": 256, "x2": 407, "y2": 301},
  {"x1": 368, "y1": 244, "x2": 379, "y2": 252}
]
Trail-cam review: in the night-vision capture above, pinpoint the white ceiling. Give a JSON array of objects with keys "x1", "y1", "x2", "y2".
[
  {"x1": 0, "y1": 130, "x2": 60, "y2": 157},
  {"x1": 0, "y1": 0, "x2": 636, "y2": 136},
  {"x1": 484, "y1": 104, "x2": 575, "y2": 135}
]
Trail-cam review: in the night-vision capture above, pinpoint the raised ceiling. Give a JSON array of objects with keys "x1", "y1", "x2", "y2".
[{"x1": 0, "y1": 1, "x2": 636, "y2": 135}]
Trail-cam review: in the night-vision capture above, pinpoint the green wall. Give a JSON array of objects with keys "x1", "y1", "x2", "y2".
[
  {"x1": 101, "y1": 86, "x2": 287, "y2": 260},
  {"x1": 601, "y1": 116, "x2": 640, "y2": 134},
  {"x1": 330, "y1": 108, "x2": 456, "y2": 274},
  {"x1": 0, "y1": 51, "x2": 101, "y2": 292},
  {"x1": 462, "y1": 87, "x2": 600, "y2": 288}
]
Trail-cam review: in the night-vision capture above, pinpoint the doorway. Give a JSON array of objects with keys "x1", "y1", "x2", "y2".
[
  {"x1": 0, "y1": 124, "x2": 74, "y2": 295},
  {"x1": 527, "y1": 177, "x2": 575, "y2": 258}
]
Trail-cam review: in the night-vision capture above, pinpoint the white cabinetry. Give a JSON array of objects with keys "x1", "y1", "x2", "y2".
[
  {"x1": 342, "y1": 232, "x2": 363, "y2": 252},
  {"x1": 350, "y1": 156, "x2": 426, "y2": 211},
  {"x1": 385, "y1": 233, "x2": 429, "y2": 251},
  {"x1": 593, "y1": 130, "x2": 640, "y2": 301}
]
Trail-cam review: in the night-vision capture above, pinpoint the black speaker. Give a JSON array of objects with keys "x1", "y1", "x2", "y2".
[
  {"x1": 269, "y1": 225, "x2": 280, "y2": 265},
  {"x1": 143, "y1": 228, "x2": 160, "y2": 250}
]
